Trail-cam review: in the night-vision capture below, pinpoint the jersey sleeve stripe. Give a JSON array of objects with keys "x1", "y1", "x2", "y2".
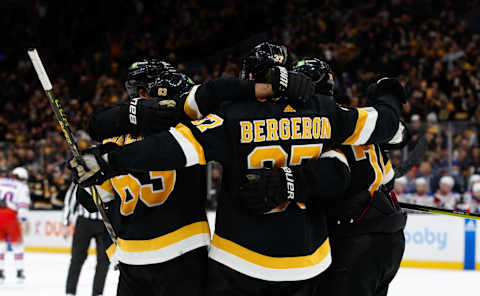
[
  {"x1": 184, "y1": 85, "x2": 203, "y2": 120},
  {"x1": 169, "y1": 123, "x2": 207, "y2": 166},
  {"x1": 382, "y1": 160, "x2": 394, "y2": 184},
  {"x1": 320, "y1": 149, "x2": 349, "y2": 170},
  {"x1": 342, "y1": 107, "x2": 378, "y2": 145}
]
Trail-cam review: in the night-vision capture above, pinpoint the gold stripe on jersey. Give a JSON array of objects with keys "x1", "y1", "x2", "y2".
[
  {"x1": 169, "y1": 123, "x2": 206, "y2": 166},
  {"x1": 106, "y1": 221, "x2": 211, "y2": 264},
  {"x1": 106, "y1": 244, "x2": 116, "y2": 259},
  {"x1": 211, "y1": 234, "x2": 329, "y2": 268},
  {"x1": 184, "y1": 85, "x2": 203, "y2": 120},
  {"x1": 343, "y1": 109, "x2": 367, "y2": 144},
  {"x1": 382, "y1": 160, "x2": 394, "y2": 185},
  {"x1": 117, "y1": 221, "x2": 209, "y2": 252},
  {"x1": 209, "y1": 234, "x2": 331, "y2": 281},
  {"x1": 342, "y1": 107, "x2": 378, "y2": 145}
]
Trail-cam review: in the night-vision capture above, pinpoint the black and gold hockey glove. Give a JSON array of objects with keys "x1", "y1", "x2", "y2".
[
  {"x1": 266, "y1": 66, "x2": 315, "y2": 104},
  {"x1": 67, "y1": 142, "x2": 121, "y2": 188},
  {"x1": 238, "y1": 167, "x2": 308, "y2": 214}
]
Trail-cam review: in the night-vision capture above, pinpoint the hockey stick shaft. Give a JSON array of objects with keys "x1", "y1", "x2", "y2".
[
  {"x1": 399, "y1": 202, "x2": 480, "y2": 220},
  {"x1": 27, "y1": 48, "x2": 118, "y2": 244}
]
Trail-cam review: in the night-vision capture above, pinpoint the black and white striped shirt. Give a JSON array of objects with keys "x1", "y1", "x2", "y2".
[{"x1": 63, "y1": 182, "x2": 101, "y2": 225}]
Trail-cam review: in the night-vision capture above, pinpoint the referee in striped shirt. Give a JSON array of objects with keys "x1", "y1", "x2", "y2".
[{"x1": 63, "y1": 182, "x2": 109, "y2": 296}]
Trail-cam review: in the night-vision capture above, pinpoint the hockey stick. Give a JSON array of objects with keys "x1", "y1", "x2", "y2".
[
  {"x1": 398, "y1": 202, "x2": 480, "y2": 220},
  {"x1": 27, "y1": 48, "x2": 118, "y2": 244}
]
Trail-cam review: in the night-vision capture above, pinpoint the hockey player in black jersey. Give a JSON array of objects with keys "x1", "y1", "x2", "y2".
[
  {"x1": 238, "y1": 58, "x2": 408, "y2": 296},
  {"x1": 77, "y1": 59, "x2": 211, "y2": 296},
  {"x1": 70, "y1": 44, "x2": 406, "y2": 296}
]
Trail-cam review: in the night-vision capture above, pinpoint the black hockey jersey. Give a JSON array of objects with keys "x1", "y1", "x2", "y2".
[
  {"x1": 106, "y1": 91, "x2": 401, "y2": 281},
  {"x1": 96, "y1": 135, "x2": 210, "y2": 265},
  {"x1": 341, "y1": 144, "x2": 394, "y2": 196}
]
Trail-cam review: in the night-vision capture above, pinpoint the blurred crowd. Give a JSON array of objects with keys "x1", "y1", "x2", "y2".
[{"x1": 0, "y1": 0, "x2": 479, "y2": 209}]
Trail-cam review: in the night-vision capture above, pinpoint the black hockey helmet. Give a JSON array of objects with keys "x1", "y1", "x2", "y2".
[
  {"x1": 146, "y1": 71, "x2": 195, "y2": 100},
  {"x1": 293, "y1": 58, "x2": 334, "y2": 96},
  {"x1": 125, "y1": 59, "x2": 176, "y2": 98},
  {"x1": 240, "y1": 42, "x2": 292, "y2": 81}
]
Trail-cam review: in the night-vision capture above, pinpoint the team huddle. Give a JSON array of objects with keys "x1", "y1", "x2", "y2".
[{"x1": 67, "y1": 42, "x2": 409, "y2": 296}]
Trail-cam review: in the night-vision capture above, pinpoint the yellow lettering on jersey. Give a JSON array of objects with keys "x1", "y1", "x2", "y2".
[
  {"x1": 192, "y1": 114, "x2": 224, "y2": 133},
  {"x1": 290, "y1": 144, "x2": 323, "y2": 165},
  {"x1": 279, "y1": 118, "x2": 291, "y2": 140},
  {"x1": 351, "y1": 145, "x2": 383, "y2": 195},
  {"x1": 312, "y1": 117, "x2": 321, "y2": 139},
  {"x1": 321, "y1": 118, "x2": 331, "y2": 139},
  {"x1": 302, "y1": 117, "x2": 312, "y2": 139},
  {"x1": 112, "y1": 174, "x2": 141, "y2": 216},
  {"x1": 140, "y1": 171, "x2": 176, "y2": 206},
  {"x1": 247, "y1": 146, "x2": 287, "y2": 169},
  {"x1": 266, "y1": 119, "x2": 279, "y2": 141},
  {"x1": 240, "y1": 121, "x2": 253, "y2": 143},
  {"x1": 291, "y1": 117, "x2": 302, "y2": 140},
  {"x1": 253, "y1": 120, "x2": 266, "y2": 142},
  {"x1": 239, "y1": 117, "x2": 331, "y2": 144}
]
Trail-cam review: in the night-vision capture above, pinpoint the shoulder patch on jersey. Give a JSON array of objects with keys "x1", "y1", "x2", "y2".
[{"x1": 283, "y1": 105, "x2": 296, "y2": 113}]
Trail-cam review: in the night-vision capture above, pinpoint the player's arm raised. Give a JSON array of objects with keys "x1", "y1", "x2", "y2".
[
  {"x1": 332, "y1": 78, "x2": 406, "y2": 146},
  {"x1": 239, "y1": 149, "x2": 351, "y2": 214}
]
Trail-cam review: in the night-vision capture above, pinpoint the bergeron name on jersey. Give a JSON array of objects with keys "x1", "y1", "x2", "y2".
[{"x1": 240, "y1": 116, "x2": 331, "y2": 143}]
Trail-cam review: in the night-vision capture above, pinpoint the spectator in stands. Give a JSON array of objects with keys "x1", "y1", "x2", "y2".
[
  {"x1": 407, "y1": 178, "x2": 435, "y2": 207},
  {"x1": 434, "y1": 176, "x2": 461, "y2": 210},
  {"x1": 417, "y1": 161, "x2": 435, "y2": 193},
  {"x1": 393, "y1": 177, "x2": 409, "y2": 203}
]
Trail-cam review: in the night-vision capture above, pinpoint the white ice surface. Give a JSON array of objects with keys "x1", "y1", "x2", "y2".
[{"x1": 1, "y1": 252, "x2": 479, "y2": 295}]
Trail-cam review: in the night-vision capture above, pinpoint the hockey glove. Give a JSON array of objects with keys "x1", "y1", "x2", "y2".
[
  {"x1": 266, "y1": 66, "x2": 315, "y2": 104},
  {"x1": 238, "y1": 167, "x2": 307, "y2": 214},
  {"x1": 367, "y1": 77, "x2": 407, "y2": 104},
  {"x1": 68, "y1": 143, "x2": 121, "y2": 188},
  {"x1": 127, "y1": 97, "x2": 184, "y2": 135}
]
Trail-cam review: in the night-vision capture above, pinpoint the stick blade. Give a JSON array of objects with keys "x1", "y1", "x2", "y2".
[{"x1": 27, "y1": 48, "x2": 53, "y2": 91}]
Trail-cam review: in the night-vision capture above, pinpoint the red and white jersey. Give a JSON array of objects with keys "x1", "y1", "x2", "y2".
[
  {"x1": 406, "y1": 193, "x2": 435, "y2": 207},
  {"x1": 0, "y1": 177, "x2": 31, "y2": 221},
  {"x1": 433, "y1": 191, "x2": 461, "y2": 210}
]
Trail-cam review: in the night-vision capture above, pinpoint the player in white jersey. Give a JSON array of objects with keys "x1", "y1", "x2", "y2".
[
  {"x1": 406, "y1": 177, "x2": 435, "y2": 207},
  {"x1": 0, "y1": 167, "x2": 31, "y2": 284},
  {"x1": 433, "y1": 176, "x2": 460, "y2": 210}
]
